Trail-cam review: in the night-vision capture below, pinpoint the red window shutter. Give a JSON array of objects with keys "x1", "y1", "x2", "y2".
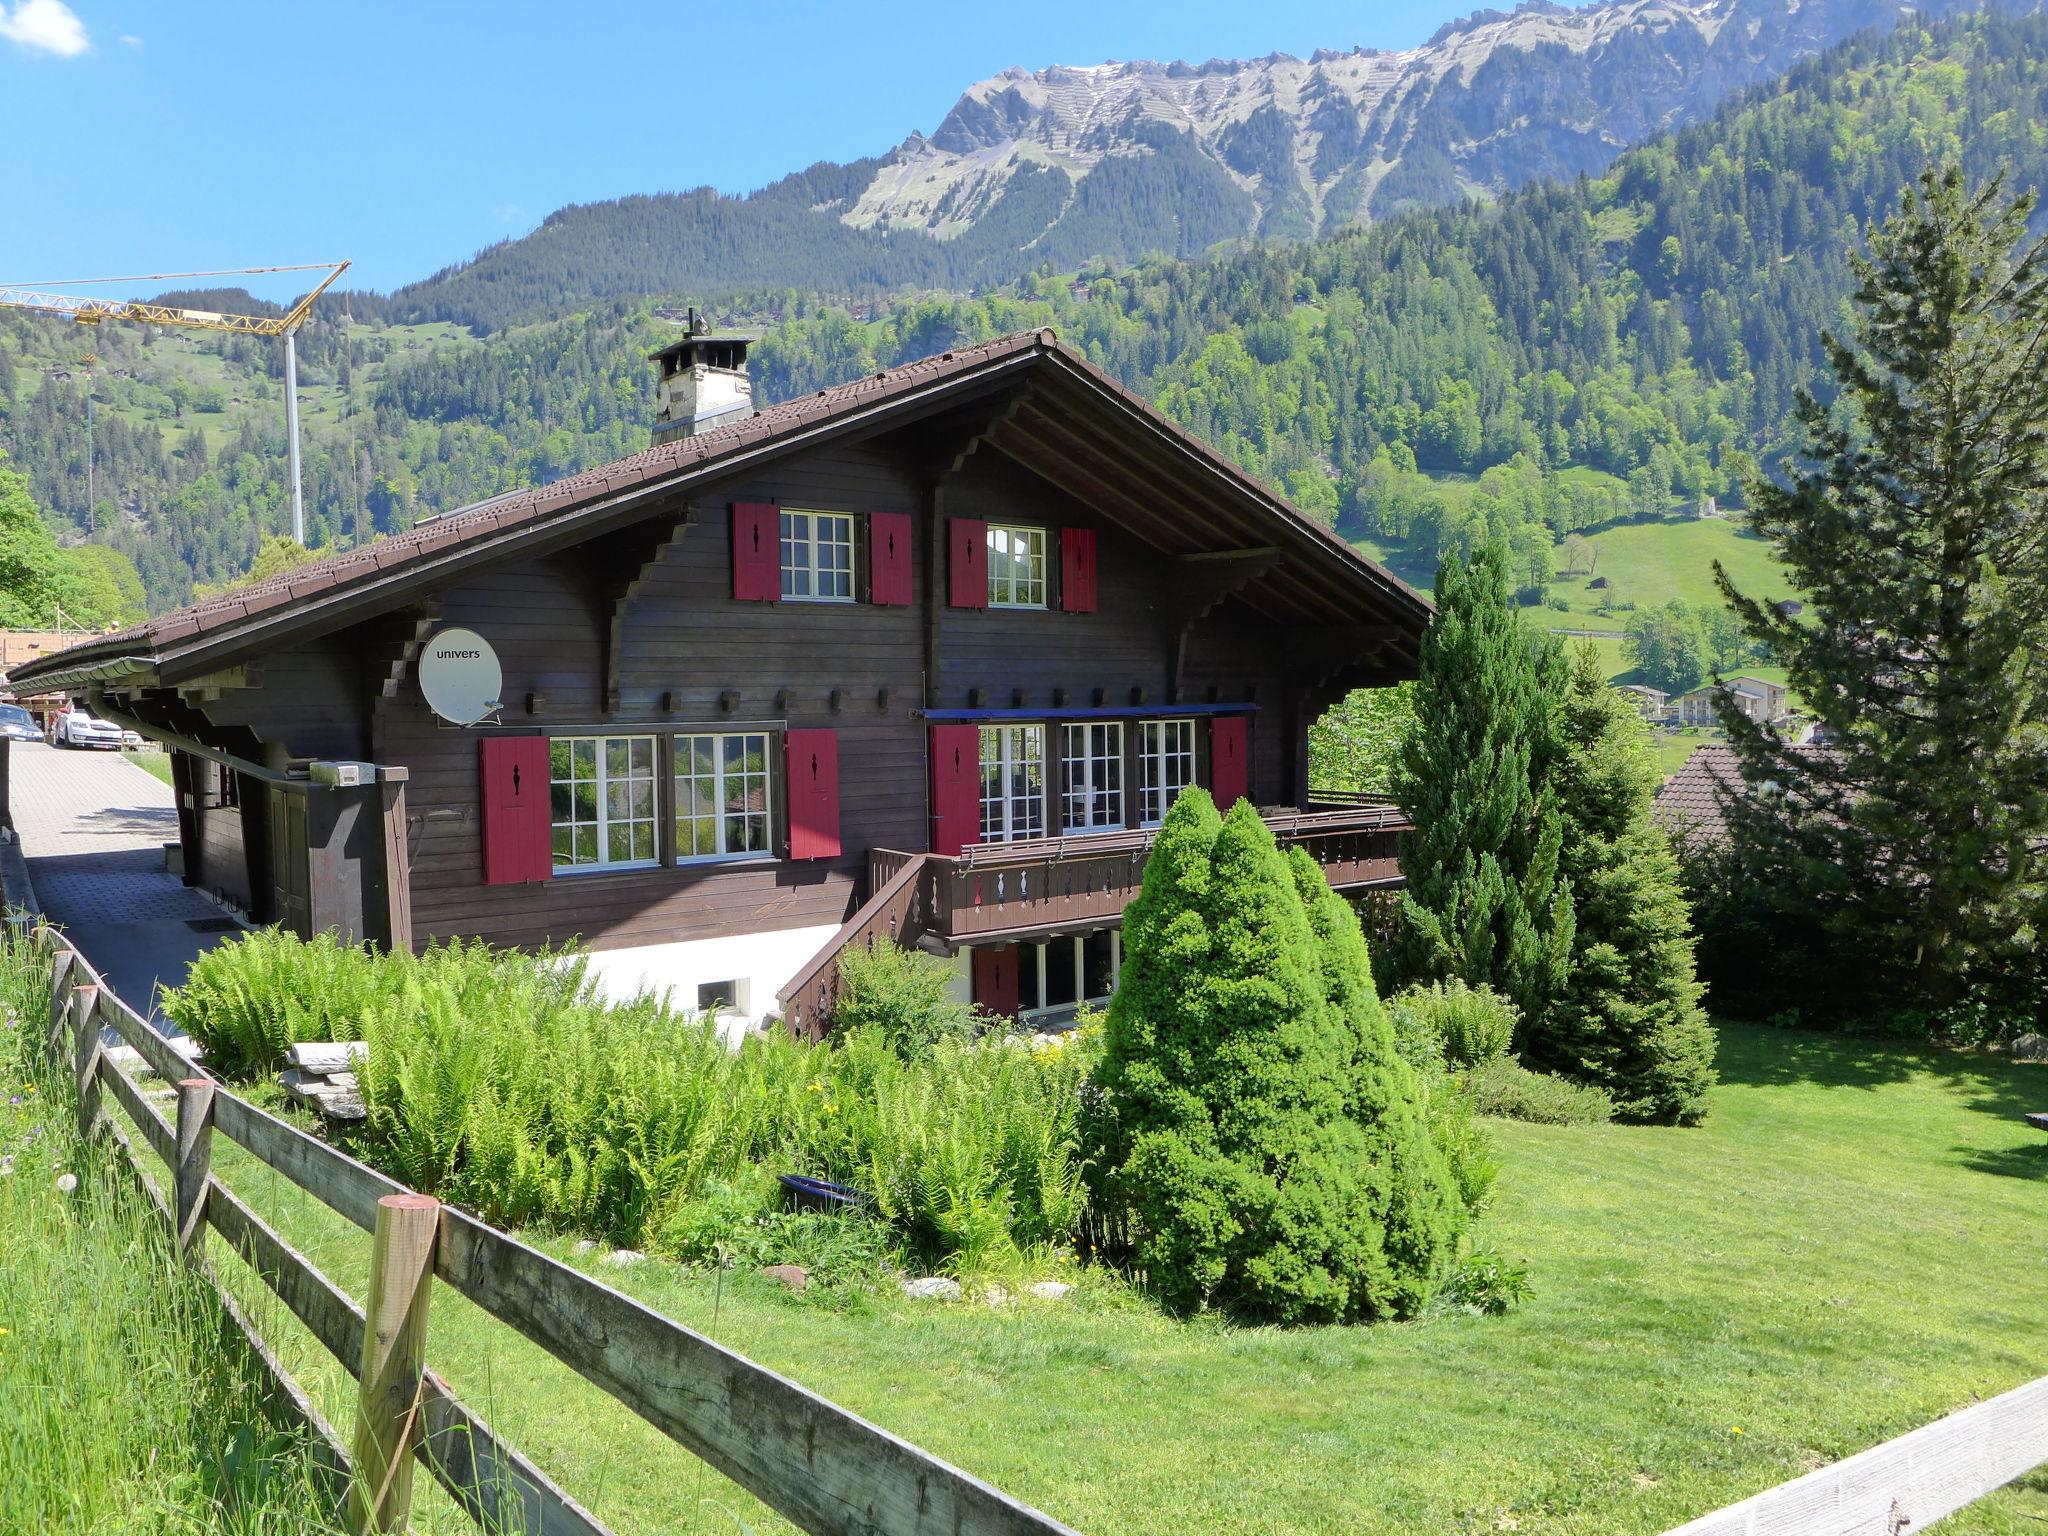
[
  {"x1": 973, "y1": 944, "x2": 1021, "y2": 1021},
  {"x1": 784, "y1": 728, "x2": 841, "y2": 861},
  {"x1": 730, "y1": 501, "x2": 781, "y2": 603},
  {"x1": 929, "y1": 723, "x2": 981, "y2": 856},
  {"x1": 1209, "y1": 716, "x2": 1249, "y2": 811},
  {"x1": 868, "y1": 511, "x2": 914, "y2": 606},
  {"x1": 480, "y1": 736, "x2": 553, "y2": 885},
  {"x1": 947, "y1": 519, "x2": 988, "y2": 609},
  {"x1": 1060, "y1": 527, "x2": 1098, "y2": 613}
]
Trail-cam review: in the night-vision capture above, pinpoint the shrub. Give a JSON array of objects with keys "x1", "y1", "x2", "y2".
[
  {"x1": 164, "y1": 929, "x2": 1095, "y2": 1272},
  {"x1": 1435, "y1": 1247, "x2": 1533, "y2": 1316},
  {"x1": 1388, "y1": 979, "x2": 1518, "y2": 1068},
  {"x1": 1089, "y1": 793, "x2": 1465, "y2": 1324},
  {"x1": 1466, "y1": 1057, "x2": 1615, "y2": 1126},
  {"x1": 160, "y1": 928, "x2": 384, "y2": 1078},
  {"x1": 832, "y1": 940, "x2": 979, "y2": 1056}
]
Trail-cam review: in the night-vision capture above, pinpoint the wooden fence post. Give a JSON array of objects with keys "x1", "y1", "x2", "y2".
[
  {"x1": 44, "y1": 944, "x2": 73, "y2": 1067},
  {"x1": 349, "y1": 1193, "x2": 440, "y2": 1535},
  {"x1": 173, "y1": 1078, "x2": 216, "y2": 1256},
  {"x1": 70, "y1": 984, "x2": 100, "y2": 1138}
]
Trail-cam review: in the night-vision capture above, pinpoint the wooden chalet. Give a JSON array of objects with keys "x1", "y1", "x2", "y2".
[{"x1": 11, "y1": 327, "x2": 1429, "y2": 1033}]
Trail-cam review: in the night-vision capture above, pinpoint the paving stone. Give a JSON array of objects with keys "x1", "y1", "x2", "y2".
[{"x1": 9, "y1": 743, "x2": 242, "y2": 1013}]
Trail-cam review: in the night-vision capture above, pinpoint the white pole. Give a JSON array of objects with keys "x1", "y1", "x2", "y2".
[{"x1": 284, "y1": 327, "x2": 305, "y2": 545}]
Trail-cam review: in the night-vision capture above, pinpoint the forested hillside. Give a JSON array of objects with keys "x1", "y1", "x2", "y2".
[{"x1": 1, "y1": 9, "x2": 2042, "y2": 612}]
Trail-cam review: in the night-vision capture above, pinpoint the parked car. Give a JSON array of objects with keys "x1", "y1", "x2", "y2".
[
  {"x1": 0, "y1": 704, "x2": 40, "y2": 742},
  {"x1": 54, "y1": 708, "x2": 124, "y2": 749}
]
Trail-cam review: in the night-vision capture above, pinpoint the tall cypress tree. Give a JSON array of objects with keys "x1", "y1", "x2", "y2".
[
  {"x1": 1391, "y1": 544, "x2": 1574, "y2": 1030},
  {"x1": 1716, "y1": 166, "x2": 2048, "y2": 1016},
  {"x1": 1534, "y1": 645, "x2": 1717, "y2": 1122}
]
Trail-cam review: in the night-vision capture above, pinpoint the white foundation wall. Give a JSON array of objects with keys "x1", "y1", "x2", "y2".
[{"x1": 577, "y1": 923, "x2": 843, "y2": 1043}]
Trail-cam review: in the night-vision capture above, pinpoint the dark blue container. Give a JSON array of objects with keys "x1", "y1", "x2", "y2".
[{"x1": 778, "y1": 1173, "x2": 870, "y2": 1214}]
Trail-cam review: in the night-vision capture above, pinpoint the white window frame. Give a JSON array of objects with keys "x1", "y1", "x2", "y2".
[
  {"x1": 987, "y1": 524, "x2": 1048, "y2": 609},
  {"x1": 979, "y1": 724, "x2": 1045, "y2": 843},
  {"x1": 1018, "y1": 931, "x2": 1123, "y2": 1025},
  {"x1": 780, "y1": 509, "x2": 857, "y2": 603},
  {"x1": 1138, "y1": 718, "x2": 1198, "y2": 827},
  {"x1": 674, "y1": 731, "x2": 775, "y2": 864},
  {"x1": 550, "y1": 734, "x2": 660, "y2": 874},
  {"x1": 1061, "y1": 720, "x2": 1124, "y2": 833}
]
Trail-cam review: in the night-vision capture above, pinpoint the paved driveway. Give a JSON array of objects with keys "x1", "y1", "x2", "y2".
[{"x1": 10, "y1": 742, "x2": 240, "y2": 1014}]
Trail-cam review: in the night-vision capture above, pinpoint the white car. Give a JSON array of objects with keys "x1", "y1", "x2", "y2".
[{"x1": 55, "y1": 709, "x2": 124, "y2": 749}]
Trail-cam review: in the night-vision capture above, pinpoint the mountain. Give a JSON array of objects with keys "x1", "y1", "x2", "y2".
[
  {"x1": 4, "y1": 7, "x2": 2046, "y2": 611},
  {"x1": 393, "y1": 0, "x2": 1979, "y2": 330}
]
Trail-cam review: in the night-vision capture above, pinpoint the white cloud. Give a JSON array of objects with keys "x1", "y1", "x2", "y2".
[
  {"x1": 120, "y1": 33, "x2": 141, "y2": 49},
  {"x1": 0, "y1": 0, "x2": 91, "y2": 57}
]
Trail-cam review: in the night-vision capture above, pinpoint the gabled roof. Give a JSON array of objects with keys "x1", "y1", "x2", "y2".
[
  {"x1": 15, "y1": 328, "x2": 1430, "y2": 694},
  {"x1": 1653, "y1": 744, "x2": 1741, "y2": 849}
]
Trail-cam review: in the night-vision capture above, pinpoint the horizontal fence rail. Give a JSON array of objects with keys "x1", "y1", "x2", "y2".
[{"x1": 35, "y1": 925, "x2": 1082, "y2": 1536}]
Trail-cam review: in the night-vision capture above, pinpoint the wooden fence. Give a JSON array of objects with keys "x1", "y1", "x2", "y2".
[{"x1": 33, "y1": 924, "x2": 1081, "y2": 1536}]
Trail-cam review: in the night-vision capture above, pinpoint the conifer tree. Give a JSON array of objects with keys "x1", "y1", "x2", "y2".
[
  {"x1": 1715, "y1": 166, "x2": 2048, "y2": 1016},
  {"x1": 1534, "y1": 645, "x2": 1716, "y2": 1122},
  {"x1": 1090, "y1": 793, "x2": 1459, "y2": 1322},
  {"x1": 1391, "y1": 544, "x2": 1574, "y2": 1029}
]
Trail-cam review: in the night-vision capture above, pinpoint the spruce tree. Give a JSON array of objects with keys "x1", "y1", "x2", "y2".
[
  {"x1": 1288, "y1": 847, "x2": 1465, "y2": 1314},
  {"x1": 1535, "y1": 645, "x2": 1717, "y2": 1122},
  {"x1": 1716, "y1": 166, "x2": 2048, "y2": 1016},
  {"x1": 1391, "y1": 544, "x2": 1574, "y2": 1029},
  {"x1": 1090, "y1": 793, "x2": 1458, "y2": 1322}
]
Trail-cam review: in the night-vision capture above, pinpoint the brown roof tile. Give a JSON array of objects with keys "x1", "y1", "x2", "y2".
[
  {"x1": 1654, "y1": 744, "x2": 1741, "y2": 849},
  {"x1": 16, "y1": 325, "x2": 1421, "y2": 688}
]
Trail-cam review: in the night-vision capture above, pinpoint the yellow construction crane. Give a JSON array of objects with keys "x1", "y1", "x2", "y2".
[{"x1": 0, "y1": 261, "x2": 351, "y2": 544}]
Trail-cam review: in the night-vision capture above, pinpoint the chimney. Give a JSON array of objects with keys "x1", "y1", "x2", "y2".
[{"x1": 650, "y1": 307, "x2": 755, "y2": 444}]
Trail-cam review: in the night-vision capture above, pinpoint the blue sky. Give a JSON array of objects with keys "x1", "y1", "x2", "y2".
[{"x1": 3, "y1": 0, "x2": 1530, "y2": 299}]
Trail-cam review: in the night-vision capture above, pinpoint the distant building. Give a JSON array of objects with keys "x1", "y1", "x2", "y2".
[
  {"x1": 1675, "y1": 675, "x2": 1788, "y2": 727},
  {"x1": 1773, "y1": 599, "x2": 1804, "y2": 617},
  {"x1": 1616, "y1": 683, "x2": 1669, "y2": 719}
]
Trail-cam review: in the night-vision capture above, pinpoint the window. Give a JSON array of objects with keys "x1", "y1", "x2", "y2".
[
  {"x1": 1061, "y1": 721, "x2": 1123, "y2": 832},
  {"x1": 551, "y1": 735, "x2": 658, "y2": 871},
  {"x1": 987, "y1": 524, "x2": 1047, "y2": 608},
  {"x1": 675, "y1": 732, "x2": 772, "y2": 861},
  {"x1": 780, "y1": 509, "x2": 855, "y2": 602},
  {"x1": 1016, "y1": 931, "x2": 1122, "y2": 1023},
  {"x1": 696, "y1": 979, "x2": 747, "y2": 1015},
  {"x1": 979, "y1": 725, "x2": 1044, "y2": 842},
  {"x1": 1138, "y1": 719, "x2": 1197, "y2": 826}
]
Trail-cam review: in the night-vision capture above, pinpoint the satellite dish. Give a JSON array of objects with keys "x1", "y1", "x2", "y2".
[{"x1": 418, "y1": 627, "x2": 504, "y2": 726}]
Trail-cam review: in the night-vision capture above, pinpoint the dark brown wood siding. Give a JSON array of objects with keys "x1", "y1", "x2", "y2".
[
  {"x1": 153, "y1": 431, "x2": 1384, "y2": 956},
  {"x1": 383, "y1": 445, "x2": 929, "y2": 954}
]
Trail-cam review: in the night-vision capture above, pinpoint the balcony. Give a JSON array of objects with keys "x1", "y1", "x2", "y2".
[{"x1": 779, "y1": 796, "x2": 1408, "y2": 1036}]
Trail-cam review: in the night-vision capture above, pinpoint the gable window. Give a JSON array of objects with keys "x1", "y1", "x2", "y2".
[
  {"x1": 675, "y1": 732, "x2": 773, "y2": 861},
  {"x1": 1061, "y1": 721, "x2": 1123, "y2": 832},
  {"x1": 979, "y1": 724, "x2": 1045, "y2": 842},
  {"x1": 1138, "y1": 718, "x2": 1197, "y2": 826},
  {"x1": 987, "y1": 525, "x2": 1047, "y2": 608},
  {"x1": 780, "y1": 510, "x2": 856, "y2": 602},
  {"x1": 551, "y1": 735, "x2": 658, "y2": 871}
]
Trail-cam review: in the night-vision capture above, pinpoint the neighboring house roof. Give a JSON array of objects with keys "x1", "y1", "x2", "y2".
[
  {"x1": 14, "y1": 328, "x2": 1431, "y2": 695},
  {"x1": 1618, "y1": 684, "x2": 1668, "y2": 702},
  {"x1": 1654, "y1": 744, "x2": 1742, "y2": 849}
]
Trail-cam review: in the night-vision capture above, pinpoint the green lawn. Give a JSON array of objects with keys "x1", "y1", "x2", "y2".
[
  {"x1": 140, "y1": 1022, "x2": 2048, "y2": 1536},
  {"x1": 126, "y1": 748, "x2": 173, "y2": 786},
  {"x1": 1552, "y1": 516, "x2": 1798, "y2": 622}
]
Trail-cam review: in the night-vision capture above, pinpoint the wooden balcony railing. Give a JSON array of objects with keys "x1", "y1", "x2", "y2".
[{"x1": 778, "y1": 802, "x2": 1409, "y2": 1034}]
